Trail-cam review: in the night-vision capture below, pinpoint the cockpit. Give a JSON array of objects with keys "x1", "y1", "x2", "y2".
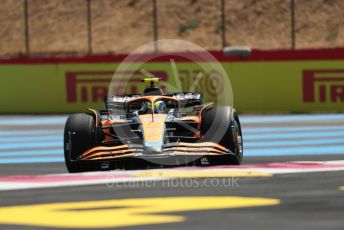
[{"x1": 126, "y1": 97, "x2": 179, "y2": 115}]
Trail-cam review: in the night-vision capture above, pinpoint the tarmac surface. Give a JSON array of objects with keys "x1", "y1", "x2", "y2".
[{"x1": 0, "y1": 114, "x2": 343, "y2": 229}]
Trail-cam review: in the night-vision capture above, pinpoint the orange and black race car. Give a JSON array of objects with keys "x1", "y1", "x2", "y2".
[{"x1": 64, "y1": 77, "x2": 243, "y2": 172}]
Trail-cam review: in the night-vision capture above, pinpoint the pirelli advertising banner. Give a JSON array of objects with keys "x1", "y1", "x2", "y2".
[{"x1": 0, "y1": 48, "x2": 344, "y2": 113}]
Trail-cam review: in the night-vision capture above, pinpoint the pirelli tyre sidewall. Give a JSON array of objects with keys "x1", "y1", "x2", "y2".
[
  {"x1": 64, "y1": 113, "x2": 96, "y2": 173},
  {"x1": 201, "y1": 107, "x2": 243, "y2": 164}
]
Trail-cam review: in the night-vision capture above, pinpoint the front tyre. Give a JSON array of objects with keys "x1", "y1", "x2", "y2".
[
  {"x1": 64, "y1": 113, "x2": 96, "y2": 173},
  {"x1": 229, "y1": 117, "x2": 243, "y2": 164},
  {"x1": 201, "y1": 107, "x2": 243, "y2": 165}
]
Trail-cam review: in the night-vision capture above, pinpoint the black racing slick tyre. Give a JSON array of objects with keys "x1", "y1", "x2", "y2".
[
  {"x1": 64, "y1": 113, "x2": 96, "y2": 173},
  {"x1": 201, "y1": 107, "x2": 243, "y2": 165}
]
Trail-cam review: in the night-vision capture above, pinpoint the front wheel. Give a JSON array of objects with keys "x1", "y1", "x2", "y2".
[
  {"x1": 64, "y1": 113, "x2": 96, "y2": 173},
  {"x1": 201, "y1": 107, "x2": 243, "y2": 165}
]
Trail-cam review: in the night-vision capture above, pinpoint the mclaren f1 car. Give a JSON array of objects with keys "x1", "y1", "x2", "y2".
[{"x1": 64, "y1": 77, "x2": 243, "y2": 172}]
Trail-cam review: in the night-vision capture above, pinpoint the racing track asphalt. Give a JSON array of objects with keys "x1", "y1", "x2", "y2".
[{"x1": 0, "y1": 115, "x2": 343, "y2": 230}]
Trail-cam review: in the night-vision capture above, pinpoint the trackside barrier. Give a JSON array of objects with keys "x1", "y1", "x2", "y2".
[{"x1": 0, "y1": 48, "x2": 344, "y2": 113}]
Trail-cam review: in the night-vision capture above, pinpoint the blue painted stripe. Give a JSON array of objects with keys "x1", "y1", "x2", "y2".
[
  {"x1": 3, "y1": 135, "x2": 341, "y2": 148},
  {"x1": 0, "y1": 149, "x2": 61, "y2": 157},
  {"x1": 0, "y1": 157, "x2": 64, "y2": 164},
  {"x1": 241, "y1": 114, "x2": 344, "y2": 123},
  {"x1": 243, "y1": 126, "x2": 344, "y2": 134},
  {"x1": 245, "y1": 138, "x2": 344, "y2": 148},
  {"x1": 0, "y1": 142, "x2": 61, "y2": 150},
  {"x1": 0, "y1": 114, "x2": 342, "y2": 163},
  {"x1": 0, "y1": 135, "x2": 62, "y2": 143},
  {"x1": 0, "y1": 130, "x2": 60, "y2": 137},
  {"x1": 1, "y1": 129, "x2": 340, "y2": 143},
  {"x1": 245, "y1": 145, "x2": 344, "y2": 156},
  {"x1": 245, "y1": 130, "x2": 344, "y2": 140},
  {"x1": 0, "y1": 116, "x2": 67, "y2": 125},
  {"x1": 0, "y1": 125, "x2": 342, "y2": 137}
]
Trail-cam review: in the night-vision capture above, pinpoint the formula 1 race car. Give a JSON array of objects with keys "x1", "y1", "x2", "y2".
[{"x1": 64, "y1": 77, "x2": 243, "y2": 172}]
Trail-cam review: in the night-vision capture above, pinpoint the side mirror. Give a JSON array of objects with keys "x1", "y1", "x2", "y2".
[{"x1": 223, "y1": 46, "x2": 251, "y2": 58}]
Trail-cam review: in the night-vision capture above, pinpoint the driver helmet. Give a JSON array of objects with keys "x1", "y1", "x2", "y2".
[{"x1": 154, "y1": 100, "x2": 166, "y2": 113}]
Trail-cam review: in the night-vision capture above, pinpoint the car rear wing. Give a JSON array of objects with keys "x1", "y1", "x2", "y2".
[
  {"x1": 104, "y1": 94, "x2": 141, "y2": 110},
  {"x1": 164, "y1": 92, "x2": 203, "y2": 107}
]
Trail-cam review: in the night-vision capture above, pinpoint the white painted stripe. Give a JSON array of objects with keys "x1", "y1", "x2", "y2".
[
  {"x1": 0, "y1": 177, "x2": 163, "y2": 191},
  {"x1": 244, "y1": 130, "x2": 344, "y2": 140},
  {"x1": 0, "y1": 160, "x2": 344, "y2": 191},
  {"x1": 243, "y1": 125, "x2": 344, "y2": 134},
  {"x1": 240, "y1": 114, "x2": 344, "y2": 123},
  {"x1": 245, "y1": 138, "x2": 344, "y2": 148}
]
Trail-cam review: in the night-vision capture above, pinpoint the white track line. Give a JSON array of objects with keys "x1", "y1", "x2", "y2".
[{"x1": 1, "y1": 160, "x2": 344, "y2": 191}]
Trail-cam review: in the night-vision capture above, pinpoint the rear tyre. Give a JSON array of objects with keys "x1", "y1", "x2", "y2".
[
  {"x1": 201, "y1": 107, "x2": 243, "y2": 165},
  {"x1": 64, "y1": 113, "x2": 96, "y2": 173}
]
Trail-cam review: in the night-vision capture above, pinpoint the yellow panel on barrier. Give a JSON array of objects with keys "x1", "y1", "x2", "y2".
[{"x1": 0, "y1": 58, "x2": 343, "y2": 113}]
